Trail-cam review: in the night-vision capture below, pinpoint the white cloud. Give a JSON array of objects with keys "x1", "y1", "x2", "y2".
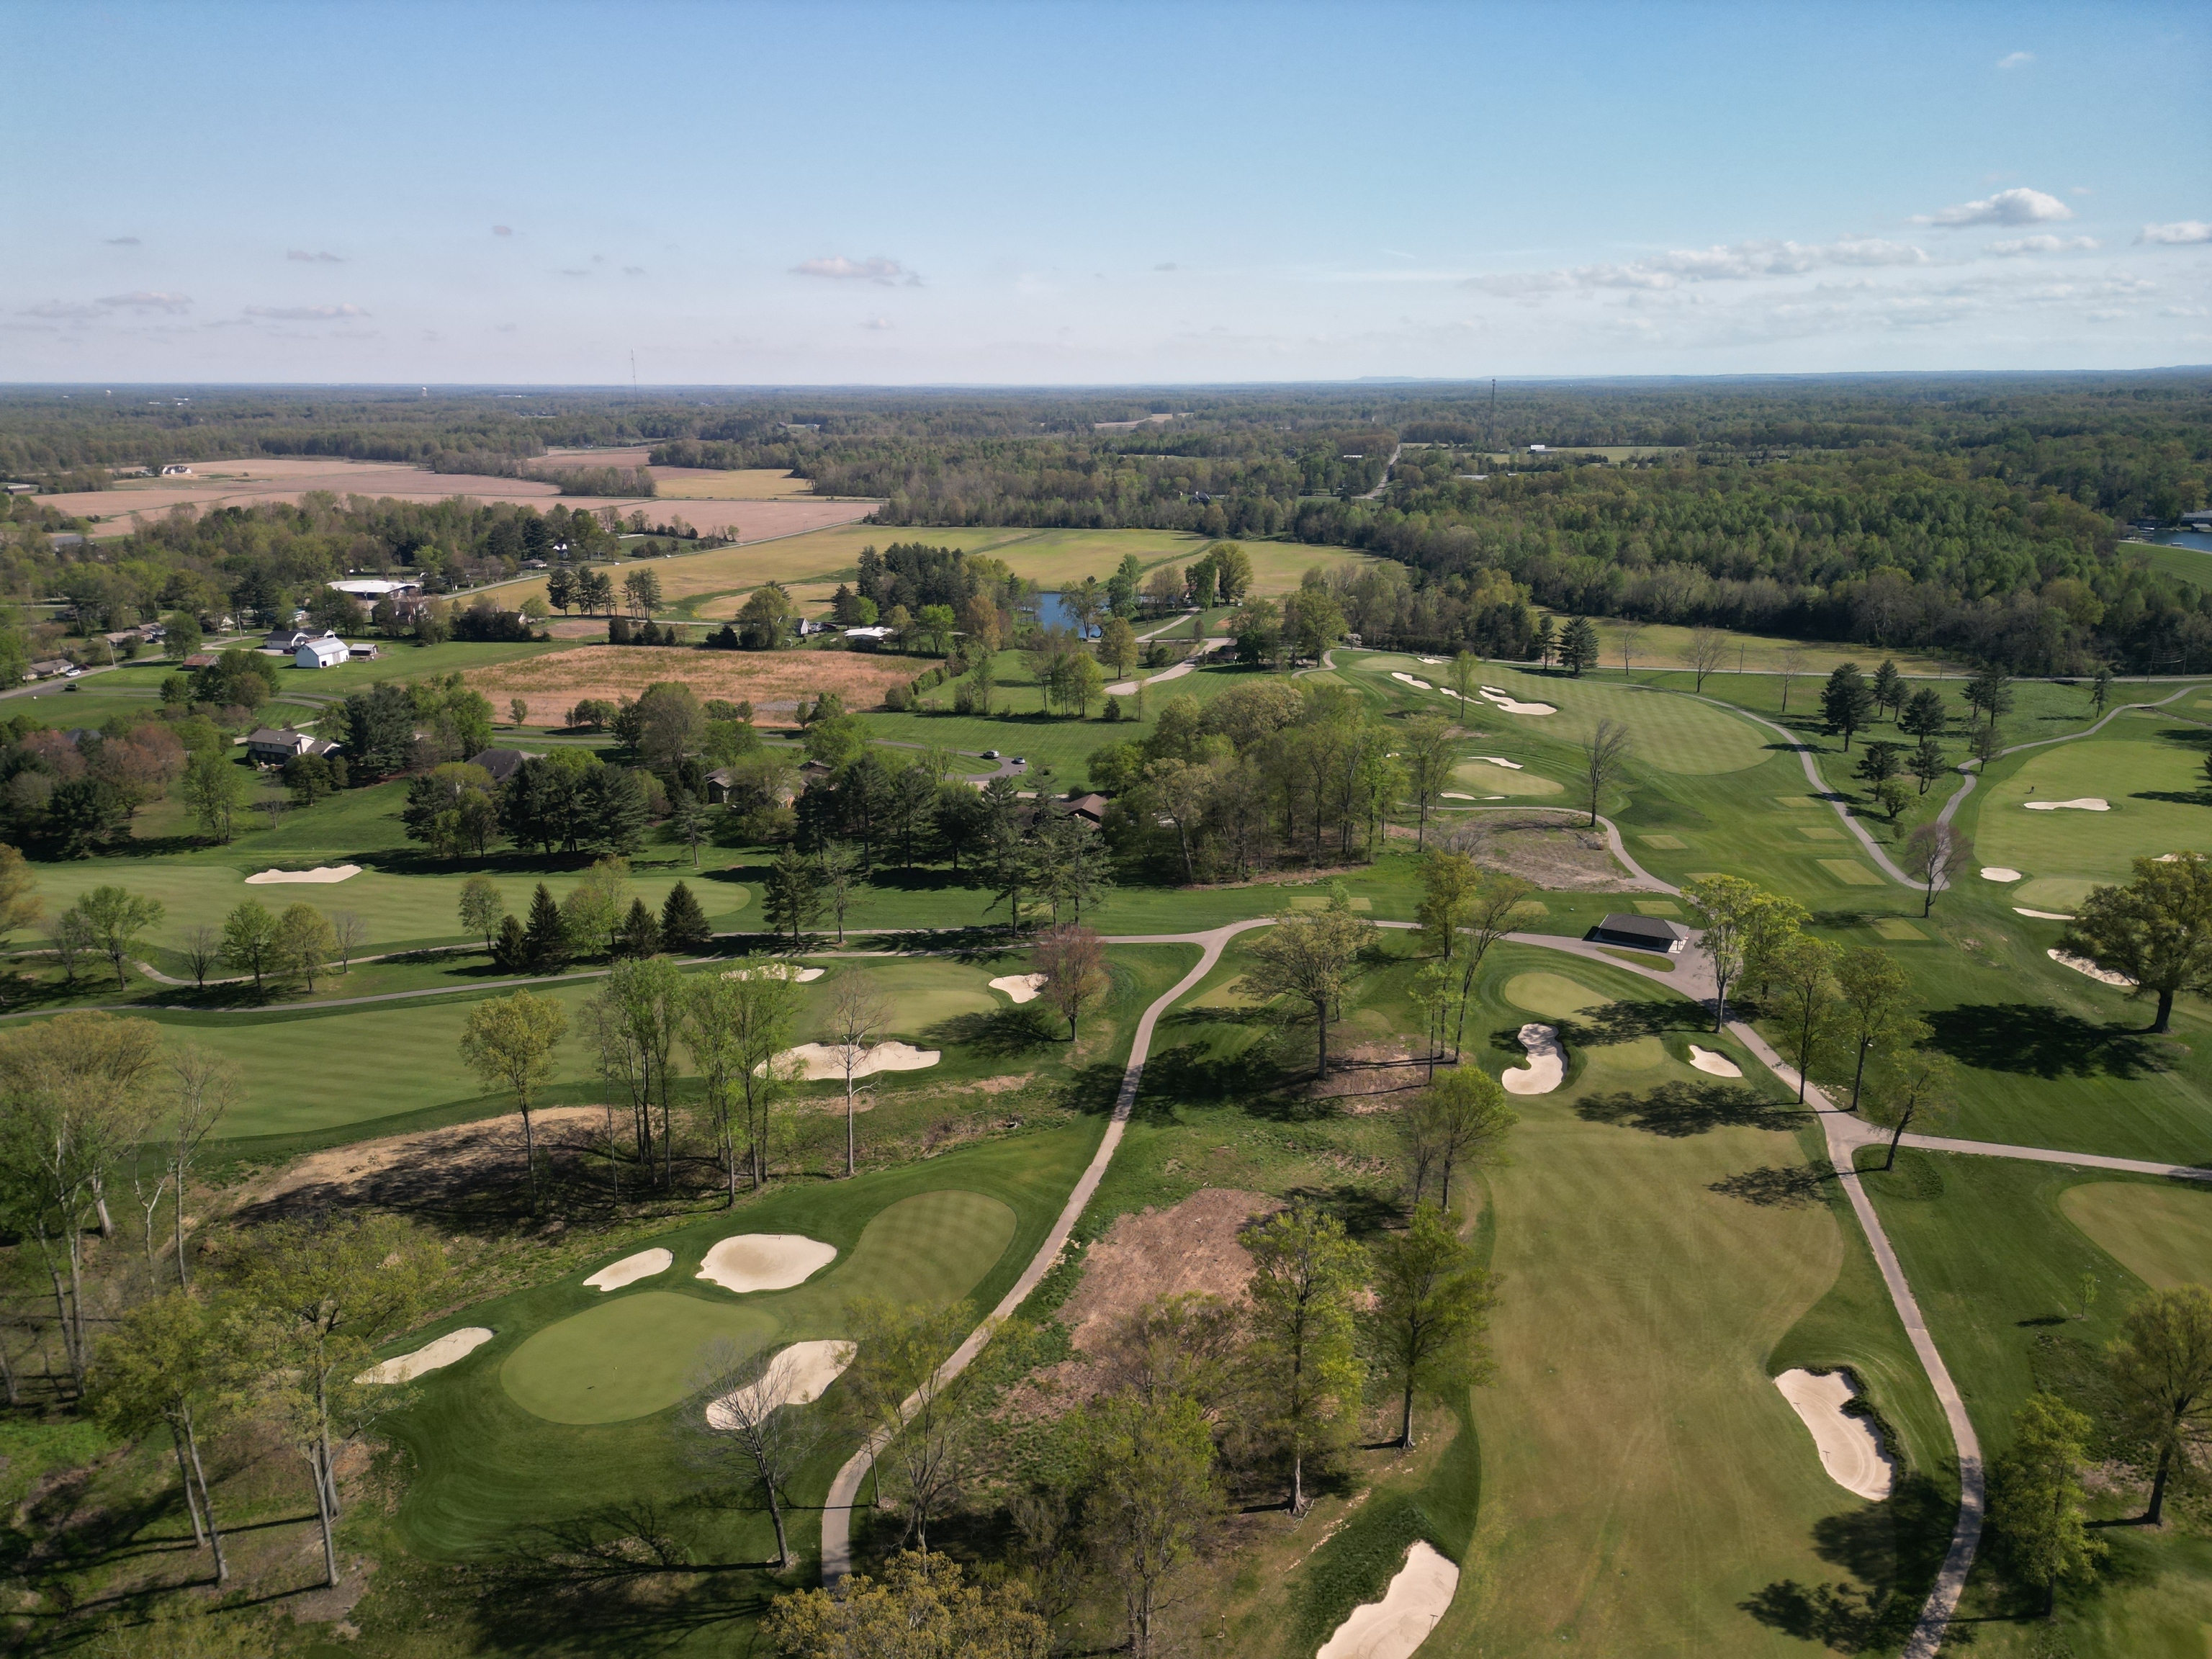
[
  {"x1": 860, "y1": 316, "x2": 894, "y2": 331},
  {"x1": 1987, "y1": 234, "x2": 2101, "y2": 255},
  {"x1": 1914, "y1": 187, "x2": 2072, "y2": 227},
  {"x1": 1466, "y1": 236, "x2": 1928, "y2": 296},
  {"x1": 287, "y1": 249, "x2": 343, "y2": 263},
  {"x1": 98, "y1": 291, "x2": 192, "y2": 313},
  {"x1": 791, "y1": 255, "x2": 921, "y2": 287},
  {"x1": 1997, "y1": 50, "x2": 2033, "y2": 69},
  {"x1": 244, "y1": 304, "x2": 371, "y2": 320},
  {"x1": 2139, "y1": 220, "x2": 2212, "y2": 246}
]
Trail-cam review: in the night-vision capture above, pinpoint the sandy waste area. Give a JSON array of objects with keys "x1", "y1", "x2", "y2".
[
  {"x1": 585, "y1": 1248, "x2": 673, "y2": 1291},
  {"x1": 358, "y1": 1328, "x2": 494, "y2": 1385},
  {"x1": 723, "y1": 963, "x2": 824, "y2": 983},
  {"x1": 246, "y1": 864, "x2": 361, "y2": 884},
  {"x1": 2024, "y1": 797, "x2": 2108, "y2": 811},
  {"x1": 2049, "y1": 949, "x2": 2131, "y2": 987},
  {"x1": 1315, "y1": 1540, "x2": 1460, "y2": 1659},
  {"x1": 1687, "y1": 1045, "x2": 1743, "y2": 1077},
  {"x1": 707, "y1": 1340, "x2": 857, "y2": 1426},
  {"x1": 990, "y1": 973, "x2": 1047, "y2": 1004},
  {"x1": 1979, "y1": 867, "x2": 2023, "y2": 883},
  {"x1": 696, "y1": 1233, "x2": 837, "y2": 1293},
  {"x1": 770, "y1": 1040, "x2": 940, "y2": 1081},
  {"x1": 1503, "y1": 1024, "x2": 1564, "y2": 1094},
  {"x1": 1773, "y1": 1368, "x2": 1894, "y2": 1501}
]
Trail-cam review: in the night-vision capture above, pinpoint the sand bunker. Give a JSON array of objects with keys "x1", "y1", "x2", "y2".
[
  {"x1": 706, "y1": 1339, "x2": 856, "y2": 1427},
  {"x1": 1502, "y1": 1024, "x2": 1564, "y2": 1095},
  {"x1": 1470, "y1": 755, "x2": 1524, "y2": 768},
  {"x1": 246, "y1": 864, "x2": 362, "y2": 885},
  {"x1": 2015, "y1": 907, "x2": 2077, "y2": 921},
  {"x1": 1316, "y1": 1539, "x2": 1460, "y2": 1659},
  {"x1": 584, "y1": 1247, "x2": 673, "y2": 1291},
  {"x1": 1979, "y1": 867, "x2": 2023, "y2": 883},
  {"x1": 990, "y1": 972, "x2": 1047, "y2": 1004},
  {"x1": 1773, "y1": 1369, "x2": 1895, "y2": 1501},
  {"x1": 696, "y1": 1233, "x2": 837, "y2": 1294},
  {"x1": 1475, "y1": 686, "x2": 1557, "y2": 716},
  {"x1": 1389, "y1": 672, "x2": 1434, "y2": 690},
  {"x1": 357, "y1": 1327, "x2": 494, "y2": 1385},
  {"x1": 2024, "y1": 797, "x2": 2109, "y2": 811},
  {"x1": 1417, "y1": 657, "x2": 1444, "y2": 665},
  {"x1": 1687, "y1": 1044, "x2": 1743, "y2": 1078},
  {"x1": 721, "y1": 962, "x2": 824, "y2": 983},
  {"x1": 1441, "y1": 792, "x2": 1478, "y2": 801},
  {"x1": 769, "y1": 1040, "x2": 940, "y2": 1081},
  {"x1": 2049, "y1": 949, "x2": 2131, "y2": 988}
]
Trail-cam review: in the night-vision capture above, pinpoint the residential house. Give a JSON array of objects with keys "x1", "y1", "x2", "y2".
[
  {"x1": 1064, "y1": 792, "x2": 1109, "y2": 828},
  {"x1": 246, "y1": 727, "x2": 315, "y2": 765},
  {"x1": 346, "y1": 642, "x2": 379, "y2": 660},
  {"x1": 295, "y1": 635, "x2": 350, "y2": 669},
  {"x1": 23, "y1": 658, "x2": 72, "y2": 680},
  {"x1": 263, "y1": 627, "x2": 311, "y2": 652},
  {"x1": 467, "y1": 747, "x2": 541, "y2": 785},
  {"x1": 180, "y1": 652, "x2": 219, "y2": 671}
]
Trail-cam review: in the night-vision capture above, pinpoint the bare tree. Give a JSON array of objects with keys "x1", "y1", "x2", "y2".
[
  {"x1": 331, "y1": 912, "x2": 366, "y2": 974},
  {"x1": 1777, "y1": 647, "x2": 1807, "y2": 714},
  {"x1": 1033, "y1": 922, "x2": 1108, "y2": 1043},
  {"x1": 132, "y1": 1045, "x2": 235, "y2": 1285},
  {"x1": 843, "y1": 1297, "x2": 978, "y2": 1551},
  {"x1": 1616, "y1": 619, "x2": 1646, "y2": 680},
  {"x1": 824, "y1": 971, "x2": 892, "y2": 1179},
  {"x1": 1686, "y1": 626, "x2": 1730, "y2": 695},
  {"x1": 1901, "y1": 822, "x2": 1974, "y2": 918},
  {"x1": 1581, "y1": 718, "x2": 1633, "y2": 828},
  {"x1": 685, "y1": 1341, "x2": 828, "y2": 1569},
  {"x1": 179, "y1": 925, "x2": 219, "y2": 990}
]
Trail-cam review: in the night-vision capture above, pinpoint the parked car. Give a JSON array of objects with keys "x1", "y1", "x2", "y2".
[{"x1": 982, "y1": 749, "x2": 1000, "y2": 759}]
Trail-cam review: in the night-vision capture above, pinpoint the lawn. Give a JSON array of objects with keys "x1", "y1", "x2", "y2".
[
  {"x1": 1863, "y1": 1150, "x2": 2212, "y2": 1653},
  {"x1": 1972, "y1": 722, "x2": 2212, "y2": 900}
]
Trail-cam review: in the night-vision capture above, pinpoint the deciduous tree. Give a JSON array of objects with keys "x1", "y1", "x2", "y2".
[
  {"x1": 2062, "y1": 853, "x2": 2212, "y2": 1032},
  {"x1": 822, "y1": 969, "x2": 891, "y2": 1179},
  {"x1": 89, "y1": 1291, "x2": 233, "y2": 1583},
  {"x1": 2107, "y1": 1284, "x2": 2212, "y2": 1526},
  {"x1": 1365, "y1": 1202, "x2": 1493, "y2": 1447},
  {"x1": 74, "y1": 884, "x2": 163, "y2": 990},
  {"x1": 1581, "y1": 716, "x2": 1632, "y2": 827},
  {"x1": 1244, "y1": 1207, "x2": 1364, "y2": 1516},
  {"x1": 1033, "y1": 922, "x2": 1107, "y2": 1043},
  {"x1": 218, "y1": 900, "x2": 279, "y2": 994},
  {"x1": 459, "y1": 989, "x2": 568, "y2": 1208},
  {"x1": 1236, "y1": 887, "x2": 1372, "y2": 1079},
  {"x1": 1901, "y1": 822, "x2": 1974, "y2": 919},
  {"x1": 1992, "y1": 1393, "x2": 2104, "y2": 1619}
]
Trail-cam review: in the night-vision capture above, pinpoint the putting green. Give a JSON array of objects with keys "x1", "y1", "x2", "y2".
[
  {"x1": 830, "y1": 1190, "x2": 1019, "y2": 1310},
  {"x1": 1450, "y1": 760, "x2": 1563, "y2": 797},
  {"x1": 1502, "y1": 972, "x2": 1606, "y2": 1022},
  {"x1": 2059, "y1": 1183, "x2": 2212, "y2": 1290},
  {"x1": 799, "y1": 959, "x2": 1000, "y2": 1042},
  {"x1": 1977, "y1": 737, "x2": 2211, "y2": 886},
  {"x1": 2011, "y1": 875, "x2": 2095, "y2": 912},
  {"x1": 500, "y1": 1295, "x2": 780, "y2": 1425},
  {"x1": 1454, "y1": 665, "x2": 1770, "y2": 776}
]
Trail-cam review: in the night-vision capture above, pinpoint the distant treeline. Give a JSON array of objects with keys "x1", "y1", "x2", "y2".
[{"x1": 426, "y1": 450, "x2": 655, "y2": 496}]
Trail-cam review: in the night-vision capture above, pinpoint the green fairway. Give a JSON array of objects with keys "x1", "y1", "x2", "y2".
[
  {"x1": 795, "y1": 958, "x2": 1000, "y2": 1043},
  {"x1": 1449, "y1": 758, "x2": 1563, "y2": 796},
  {"x1": 500, "y1": 1294, "x2": 781, "y2": 1425},
  {"x1": 2059, "y1": 1181, "x2": 2212, "y2": 1290},
  {"x1": 1457, "y1": 946, "x2": 1949, "y2": 1654},
  {"x1": 1974, "y1": 730, "x2": 2212, "y2": 886},
  {"x1": 827, "y1": 1188, "x2": 1017, "y2": 1310}
]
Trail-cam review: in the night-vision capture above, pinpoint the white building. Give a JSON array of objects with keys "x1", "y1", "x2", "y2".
[{"x1": 295, "y1": 635, "x2": 350, "y2": 669}]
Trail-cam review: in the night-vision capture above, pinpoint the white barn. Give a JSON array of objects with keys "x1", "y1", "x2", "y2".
[{"x1": 295, "y1": 635, "x2": 350, "y2": 669}]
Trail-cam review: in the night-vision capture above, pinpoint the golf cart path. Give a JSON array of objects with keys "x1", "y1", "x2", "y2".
[
  {"x1": 816, "y1": 916, "x2": 1270, "y2": 1583},
  {"x1": 1105, "y1": 635, "x2": 1226, "y2": 697},
  {"x1": 1935, "y1": 681, "x2": 2203, "y2": 832}
]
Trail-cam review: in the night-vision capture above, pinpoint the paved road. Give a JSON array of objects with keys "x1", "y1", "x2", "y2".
[
  {"x1": 1358, "y1": 443, "x2": 1405, "y2": 501},
  {"x1": 816, "y1": 917, "x2": 1269, "y2": 1583},
  {"x1": 1105, "y1": 636, "x2": 1226, "y2": 697}
]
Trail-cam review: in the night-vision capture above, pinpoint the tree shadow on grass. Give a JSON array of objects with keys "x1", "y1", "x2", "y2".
[
  {"x1": 1282, "y1": 1182, "x2": 1406, "y2": 1239},
  {"x1": 1707, "y1": 1160, "x2": 1838, "y2": 1207},
  {"x1": 1135, "y1": 1036, "x2": 1288, "y2": 1117},
  {"x1": 1571, "y1": 997, "x2": 1702, "y2": 1045},
  {"x1": 1576, "y1": 1081, "x2": 1810, "y2": 1138},
  {"x1": 1740, "y1": 1471, "x2": 1955, "y2": 1653},
  {"x1": 922, "y1": 1006, "x2": 1056, "y2": 1060},
  {"x1": 1925, "y1": 1002, "x2": 2159, "y2": 1079},
  {"x1": 466, "y1": 1501, "x2": 781, "y2": 1657}
]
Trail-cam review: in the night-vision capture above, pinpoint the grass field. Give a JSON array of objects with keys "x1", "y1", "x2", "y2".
[
  {"x1": 649, "y1": 466, "x2": 814, "y2": 499},
  {"x1": 1974, "y1": 724, "x2": 2212, "y2": 889},
  {"x1": 1864, "y1": 1151, "x2": 2212, "y2": 1653},
  {"x1": 1589, "y1": 619, "x2": 1954, "y2": 676},
  {"x1": 460, "y1": 643, "x2": 943, "y2": 724}
]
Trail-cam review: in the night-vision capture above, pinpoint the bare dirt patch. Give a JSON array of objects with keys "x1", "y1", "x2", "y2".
[
  {"x1": 462, "y1": 646, "x2": 938, "y2": 726},
  {"x1": 1064, "y1": 1189, "x2": 1280, "y2": 1346},
  {"x1": 240, "y1": 1107, "x2": 608, "y2": 1218},
  {"x1": 1444, "y1": 811, "x2": 1630, "y2": 889}
]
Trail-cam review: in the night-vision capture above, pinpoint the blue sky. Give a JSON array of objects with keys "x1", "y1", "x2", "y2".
[{"x1": 4, "y1": 0, "x2": 2206, "y2": 384}]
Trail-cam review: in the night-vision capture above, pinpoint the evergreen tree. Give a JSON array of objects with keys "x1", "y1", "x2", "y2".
[
  {"x1": 1871, "y1": 658, "x2": 1906, "y2": 719},
  {"x1": 1558, "y1": 615, "x2": 1600, "y2": 676},
  {"x1": 1820, "y1": 662, "x2": 1876, "y2": 750},
  {"x1": 493, "y1": 913, "x2": 528, "y2": 974},
  {"x1": 1898, "y1": 685, "x2": 1948, "y2": 738},
  {"x1": 523, "y1": 883, "x2": 570, "y2": 974},
  {"x1": 1909, "y1": 734, "x2": 1948, "y2": 794},
  {"x1": 617, "y1": 896, "x2": 662, "y2": 958},
  {"x1": 764, "y1": 843, "x2": 823, "y2": 945},
  {"x1": 660, "y1": 880, "x2": 711, "y2": 953}
]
